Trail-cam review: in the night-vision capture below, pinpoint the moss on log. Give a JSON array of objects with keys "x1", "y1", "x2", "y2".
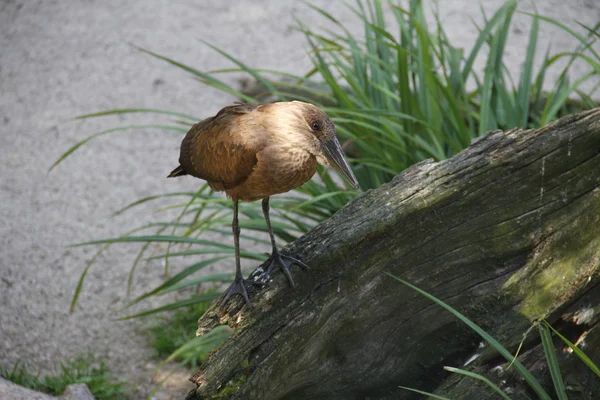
[{"x1": 188, "y1": 109, "x2": 600, "y2": 400}]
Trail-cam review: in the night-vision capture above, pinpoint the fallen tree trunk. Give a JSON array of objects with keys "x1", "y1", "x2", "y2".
[{"x1": 188, "y1": 109, "x2": 600, "y2": 400}]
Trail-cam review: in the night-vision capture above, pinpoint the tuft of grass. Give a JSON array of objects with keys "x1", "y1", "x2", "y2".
[
  {"x1": 54, "y1": 0, "x2": 600, "y2": 318},
  {"x1": 0, "y1": 354, "x2": 127, "y2": 400},
  {"x1": 146, "y1": 291, "x2": 230, "y2": 369}
]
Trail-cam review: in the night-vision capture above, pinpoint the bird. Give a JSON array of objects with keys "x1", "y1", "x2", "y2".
[{"x1": 168, "y1": 101, "x2": 359, "y2": 309}]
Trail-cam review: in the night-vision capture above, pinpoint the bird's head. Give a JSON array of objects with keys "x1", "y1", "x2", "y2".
[{"x1": 287, "y1": 101, "x2": 360, "y2": 190}]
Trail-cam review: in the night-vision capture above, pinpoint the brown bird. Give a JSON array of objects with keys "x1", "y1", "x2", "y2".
[{"x1": 168, "y1": 101, "x2": 359, "y2": 309}]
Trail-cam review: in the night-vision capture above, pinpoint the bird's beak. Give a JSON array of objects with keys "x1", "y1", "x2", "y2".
[{"x1": 322, "y1": 138, "x2": 360, "y2": 190}]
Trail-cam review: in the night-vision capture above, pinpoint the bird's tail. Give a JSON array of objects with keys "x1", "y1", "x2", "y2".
[{"x1": 167, "y1": 165, "x2": 187, "y2": 178}]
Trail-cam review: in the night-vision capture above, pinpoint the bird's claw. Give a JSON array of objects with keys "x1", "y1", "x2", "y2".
[
  {"x1": 221, "y1": 276, "x2": 263, "y2": 310},
  {"x1": 263, "y1": 249, "x2": 310, "y2": 287}
]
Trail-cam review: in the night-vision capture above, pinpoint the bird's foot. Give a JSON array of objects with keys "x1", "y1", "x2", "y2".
[
  {"x1": 221, "y1": 275, "x2": 263, "y2": 310},
  {"x1": 263, "y1": 249, "x2": 310, "y2": 287}
]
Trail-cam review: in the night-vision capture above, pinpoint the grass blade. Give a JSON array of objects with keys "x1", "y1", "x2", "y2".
[
  {"x1": 199, "y1": 40, "x2": 285, "y2": 101},
  {"x1": 49, "y1": 125, "x2": 186, "y2": 171},
  {"x1": 126, "y1": 257, "x2": 227, "y2": 307},
  {"x1": 397, "y1": 386, "x2": 451, "y2": 400},
  {"x1": 545, "y1": 320, "x2": 600, "y2": 377},
  {"x1": 157, "y1": 325, "x2": 231, "y2": 370},
  {"x1": 145, "y1": 248, "x2": 266, "y2": 262},
  {"x1": 516, "y1": 13, "x2": 538, "y2": 127},
  {"x1": 159, "y1": 273, "x2": 234, "y2": 293},
  {"x1": 133, "y1": 45, "x2": 257, "y2": 102},
  {"x1": 71, "y1": 235, "x2": 235, "y2": 249},
  {"x1": 444, "y1": 367, "x2": 511, "y2": 400},
  {"x1": 538, "y1": 323, "x2": 567, "y2": 400},
  {"x1": 121, "y1": 293, "x2": 221, "y2": 320},
  {"x1": 74, "y1": 108, "x2": 200, "y2": 121},
  {"x1": 386, "y1": 273, "x2": 551, "y2": 400},
  {"x1": 113, "y1": 192, "x2": 196, "y2": 216},
  {"x1": 69, "y1": 255, "x2": 97, "y2": 313}
]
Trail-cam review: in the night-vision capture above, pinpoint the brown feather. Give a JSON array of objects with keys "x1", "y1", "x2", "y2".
[
  {"x1": 169, "y1": 101, "x2": 349, "y2": 202},
  {"x1": 178, "y1": 103, "x2": 266, "y2": 192}
]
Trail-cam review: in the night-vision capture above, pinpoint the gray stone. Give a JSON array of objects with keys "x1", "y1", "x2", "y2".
[
  {"x1": 0, "y1": 377, "x2": 56, "y2": 400},
  {"x1": 60, "y1": 384, "x2": 94, "y2": 400}
]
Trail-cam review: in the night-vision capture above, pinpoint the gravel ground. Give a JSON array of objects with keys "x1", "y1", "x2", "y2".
[{"x1": 1, "y1": 0, "x2": 598, "y2": 399}]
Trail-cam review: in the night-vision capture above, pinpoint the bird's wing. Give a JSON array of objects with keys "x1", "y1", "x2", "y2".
[{"x1": 179, "y1": 103, "x2": 268, "y2": 190}]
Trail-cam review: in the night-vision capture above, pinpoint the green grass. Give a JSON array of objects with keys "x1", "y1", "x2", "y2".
[
  {"x1": 146, "y1": 291, "x2": 230, "y2": 369},
  {"x1": 58, "y1": 0, "x2": 600, "y2": 316},
  {"x1": 0, "y1": 355, "x2": 127, "y2": 400},
  {"x1": 388, "y1": 274, "x2": 600, "y2": 399}
]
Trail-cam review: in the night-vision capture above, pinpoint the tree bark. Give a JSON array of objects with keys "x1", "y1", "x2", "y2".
[{"x1": 188, "y1": 109, "x2": 600, "y2": 400}]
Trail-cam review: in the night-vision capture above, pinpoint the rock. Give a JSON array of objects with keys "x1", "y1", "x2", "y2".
[
  {"x1": 60, "y1": 383, "x2": 95, "y2": 400},
  {"x1": 0, "y1": 377, "x2": 56, "y2": 400}
]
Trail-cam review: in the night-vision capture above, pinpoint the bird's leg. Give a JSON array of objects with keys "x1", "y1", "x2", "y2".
[
  {"x1": 262, "y1": 197, "x2": 309, "y2": 286},
  {"x1": 221, "y1": 200, "x2": 261, "y2": 309}
]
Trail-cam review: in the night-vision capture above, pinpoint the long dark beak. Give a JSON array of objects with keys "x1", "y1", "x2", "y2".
[{"x1": 322, "y1": 138, "x2": 360, "y2": 190}]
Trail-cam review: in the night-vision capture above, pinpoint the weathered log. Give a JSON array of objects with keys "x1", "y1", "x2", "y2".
[{"x1": 188, "y1": 109, "x2": 600, "y2": 399}]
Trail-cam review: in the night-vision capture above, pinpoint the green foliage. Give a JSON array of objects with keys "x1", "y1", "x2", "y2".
[
  {"x1": 59, "y1": 0, "x2": 599, "y2": 316},
  {"x1": 389, "y1": 273, "x2": 600, "y2": 399},
  {"x1": 442, "y1": 367, "x2": 512, "y2": 400},
  {"x1": 544, "y1": 320, "x2": 600, "y2": 378},
  {"x1": 0, "y1": 355, "x2": 127, "y2": 400},
  {"x1": 539, "y1": 322, "x2": 568, "y2": 400},
  {"x1": 387, "y1": 273, "x2": 551, "y2": 399},
  {"x1": 146, "y1": 293, "x2": 231, "y2": 369},
  {"x1": 155, "y1": 326, "x2": 232, "y2": 372}
]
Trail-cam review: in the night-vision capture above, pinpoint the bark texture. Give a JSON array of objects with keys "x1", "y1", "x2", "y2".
[{"x1": 189, "y1": 109, "x2": 600, "y2": 400}]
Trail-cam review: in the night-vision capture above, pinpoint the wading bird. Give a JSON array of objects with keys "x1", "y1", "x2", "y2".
[{"x1": 169, "y1": 101, "x2": 359, "y2": 309}]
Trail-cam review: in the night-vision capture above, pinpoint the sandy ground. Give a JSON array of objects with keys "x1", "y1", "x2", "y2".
[{"x1": 1, "y1": 0, "x2": 599, "y2": 399}]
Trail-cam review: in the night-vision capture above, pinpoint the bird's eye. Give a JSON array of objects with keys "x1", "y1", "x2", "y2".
[{"x1": 311, "y1": 121, "x2": 321, "y2": 131}]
